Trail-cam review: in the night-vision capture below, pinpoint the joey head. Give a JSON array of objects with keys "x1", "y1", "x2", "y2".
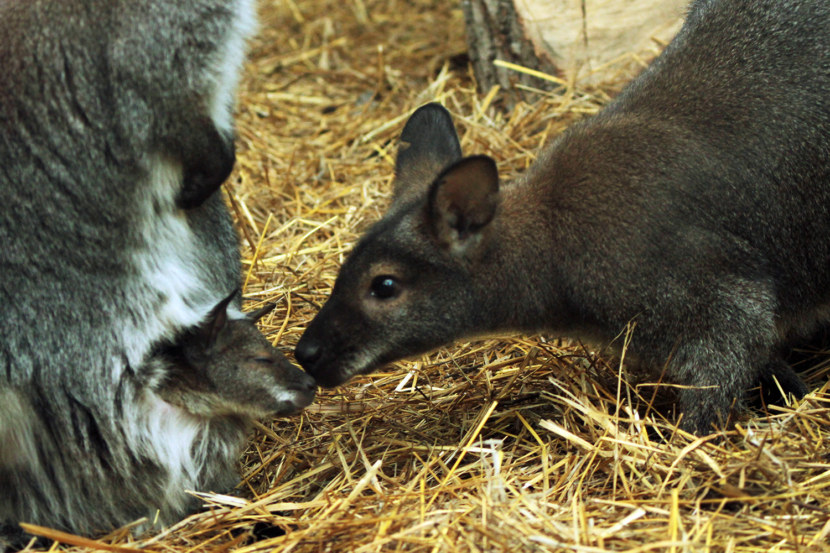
[{"x1": 150, "y1": 291, "x2": 316, "y2": 419}]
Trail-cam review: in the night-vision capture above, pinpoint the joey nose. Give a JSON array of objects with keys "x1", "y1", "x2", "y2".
[
  {"x1": 294, "y1": 338, "x2": 321, "y2": 369},
  {"x1": 290, "y1": 372, "x2": 317, "y2": 408},
  {"x1": 295, "y1": 371, "x2": 317, "y2": 394}
]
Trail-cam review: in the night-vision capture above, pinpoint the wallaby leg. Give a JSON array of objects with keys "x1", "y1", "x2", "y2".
[
  {"x1": 658, "y1": 281, "x2": 778, "y2": 434},
  {"x1": 675, "y1": 352, "x2": 808, "y2": 433},
  {"x1": 758, "y1": 357, "x2": 809, "y2": 403},
  {"x1": 671, "y1": 355, "x2": 747, "y2": 434},
  {"x1": 669, "y1": 324, "x2": 793, "y2": 433}
]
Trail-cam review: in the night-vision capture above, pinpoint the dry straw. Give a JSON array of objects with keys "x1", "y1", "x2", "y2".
[{"x1": 20, "y1": 0, "x2": 830, "y2": 551}]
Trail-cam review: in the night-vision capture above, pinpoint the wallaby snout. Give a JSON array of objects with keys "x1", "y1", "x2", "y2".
[
  {"x1": 298, "y1": 0, "x2": 830, "y2": 434},
  {"x1": 294, "y1": 337, "x2": 322, "y2": 375}
]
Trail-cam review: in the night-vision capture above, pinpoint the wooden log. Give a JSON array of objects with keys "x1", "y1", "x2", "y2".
[{"x1": 462, "y1": 0, "x2": 687, "y2": 100}]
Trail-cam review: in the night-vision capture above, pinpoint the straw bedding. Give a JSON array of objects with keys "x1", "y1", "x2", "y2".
[{"x1": 19, "y1": 0, "x2": 830, "y2": 551}]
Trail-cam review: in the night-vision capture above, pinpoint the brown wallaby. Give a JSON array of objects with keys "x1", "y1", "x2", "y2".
[{"x1": 295, "y1": 0, "x2": 828, "y2": 434}]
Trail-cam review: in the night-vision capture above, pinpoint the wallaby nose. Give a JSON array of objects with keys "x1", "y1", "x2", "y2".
[
  {"x1": 294, "y1": 338, "x2": 321, "y2": 369},
  {"x1": 296, "y1": 371, "x2": 317, "y2": 393},
  {"x1": 289, "y1": 371, "x2": 317, "y2": 409}
]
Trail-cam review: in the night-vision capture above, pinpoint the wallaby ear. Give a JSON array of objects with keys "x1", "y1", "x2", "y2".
[
  {"x1": 393, "y1": 103, "x2": 463, "y2": 206},
  {"x1": 247, "y1": 302, "x2": 276, "y2": 322},
  {"x1": 200, "y1": 290, "x2": 238, "y2": 347},
  {"x1": 427, "y1": 155, "x2": 500, "y2": 256}
]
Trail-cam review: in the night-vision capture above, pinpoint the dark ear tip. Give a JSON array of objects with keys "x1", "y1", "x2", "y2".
[
  {"x1": 466, "y1": 154, "x2": 498, "y2": 173},
  {"x1": 200, "y1": 289, "x2": 237, "y2": 346},
  {"x1": 248, "y1": 302, "x2": 277, "y2": 322},
  {"x1": 411, "y1": 102, "x2": 451, "y2": 117},
  {"x1": 401, "y1": 103, "x2": 455, "y2": 137},
  {"x1": 393, "y1": 103, "x2": 463, "y2": 205},
  {"x1": 396, "y1": 103, "x2": 462, "y2": 170},
  {"x1": 204, "y1": 288, "x2": 238, "y2": 322},
  {"x1": 434, "y1": 154, "x2": 500, "y2": 192}
]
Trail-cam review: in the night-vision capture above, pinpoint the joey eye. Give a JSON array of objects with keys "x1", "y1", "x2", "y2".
[{"x1": 370, "y1": 275, "x2": 399, "y2": 299}]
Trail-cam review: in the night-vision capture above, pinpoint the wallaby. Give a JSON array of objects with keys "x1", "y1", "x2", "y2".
[
  {"x1": 0, "y1": 0, "x2": 307, "y2": 544},
  {"x1": 146, "y1": 291, "x2": 316, "y2": 422},
  {"x1": 1, "y1": 293, "x2": 315, "y2": 548},
  {"x1": 296, "y1": 0, "x2": 829, "y2": 435}
]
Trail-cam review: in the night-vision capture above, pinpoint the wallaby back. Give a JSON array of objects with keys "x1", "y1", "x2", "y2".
[
  {"x1": 0, "y1": 0, "x2": 274, "y2": 543},
  {"x1": 296, "y1": 0, "x2": 828, "y2": 434}
]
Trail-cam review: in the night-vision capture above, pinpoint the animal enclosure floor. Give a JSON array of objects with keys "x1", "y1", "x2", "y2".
[{"x1": 20, "y1": 0, "x2": 830, "y2": 551}]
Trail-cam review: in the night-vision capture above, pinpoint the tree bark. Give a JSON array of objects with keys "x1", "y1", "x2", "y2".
[{"x1": 462, "y1": 0, "x2": 686, "y2": 101}]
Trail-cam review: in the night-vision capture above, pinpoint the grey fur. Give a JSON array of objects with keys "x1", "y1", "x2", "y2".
[
  {"x1": 0, "y1": 0, "x2": 299, "y2": 543},
  {"x1": 296, "y1": 0, "x2": 827, "y2": 434}
]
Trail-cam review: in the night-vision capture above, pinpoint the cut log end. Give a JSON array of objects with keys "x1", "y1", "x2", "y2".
[{"x1": 462, "y1": 0, "x2": 687, "y2": 102}]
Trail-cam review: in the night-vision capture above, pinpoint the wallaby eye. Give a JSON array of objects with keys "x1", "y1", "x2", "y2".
[{"x1": 370, "y1": 275, "x2": 399, "y2": 299}]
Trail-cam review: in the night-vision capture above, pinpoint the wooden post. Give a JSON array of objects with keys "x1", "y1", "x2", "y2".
[{"x1": 462, "y1": 0, "x2": 687, "y2": 101}]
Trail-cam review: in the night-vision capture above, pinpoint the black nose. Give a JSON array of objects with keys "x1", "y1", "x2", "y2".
[{"x1": 294, "y1": 338, "x2": 321, "y2": 369}]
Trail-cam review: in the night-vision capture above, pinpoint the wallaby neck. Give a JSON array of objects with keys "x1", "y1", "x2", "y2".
[{"x1": 474, "y1": 169, "x2": 570, "y2": 335}]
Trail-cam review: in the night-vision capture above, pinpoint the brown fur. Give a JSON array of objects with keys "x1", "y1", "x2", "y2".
[{"x1": 297, "y1": 0, "x2": 828, "y2": 434}]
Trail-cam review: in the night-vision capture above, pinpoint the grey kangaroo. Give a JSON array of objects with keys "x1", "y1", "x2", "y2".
[
  {"x1": 296, "y1": 0, "x2": 828, "y2": 435},
  {"x1": 0, "y1": 0, "x2": 313, "y2": 545}
]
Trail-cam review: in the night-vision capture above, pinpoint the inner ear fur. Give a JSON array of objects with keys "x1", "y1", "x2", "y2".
[
  {"x1": 393, "y1": 103, "x2": 463, "y2": 206},
  {"x1": 427, "y1": 155, "x2": 500, "y2": 252}
]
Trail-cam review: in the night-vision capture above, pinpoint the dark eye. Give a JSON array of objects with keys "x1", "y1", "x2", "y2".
[{"x1": 370, "y1": 275, "x2": 399, "y2": 299}]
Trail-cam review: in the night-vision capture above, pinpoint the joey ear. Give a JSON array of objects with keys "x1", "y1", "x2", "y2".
[
  {"x1": 427, "y1": 155, "x2": 499, "y2": 256},
  {"x1": 393, "y1": 103, "x2": 462, "y2": 206},
  {"x1": 200, "y1": 289, "x2": 238, "y2": 347},
  {"x1": 247, "y1": 302, "x2": 276, "y2": 322}
]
